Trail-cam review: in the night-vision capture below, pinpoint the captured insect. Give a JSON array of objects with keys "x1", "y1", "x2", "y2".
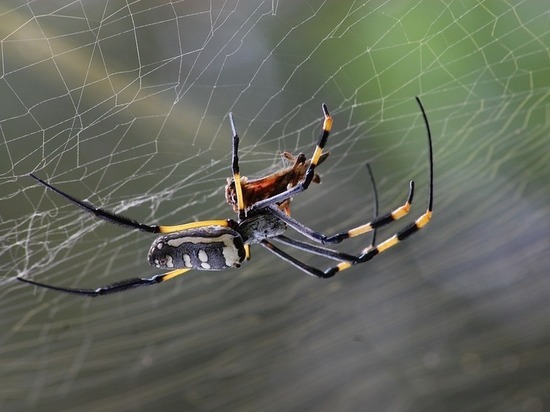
[
  {"x1": 225, "y1": 149, "x2": 330, "y2": 261},
  {"x1": 18, "y1": 97, "x2": 433, "y2": 297},
  {"x1": 225, "y1": 150, "x2": 329, "y2": 217}
]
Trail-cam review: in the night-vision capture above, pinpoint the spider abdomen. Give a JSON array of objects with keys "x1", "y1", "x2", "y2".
[{"x1": 148, "y1": 227, "x2": 246, "y2": 271}]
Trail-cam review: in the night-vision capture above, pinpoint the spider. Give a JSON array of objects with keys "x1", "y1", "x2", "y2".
[
  {"x1": 225, "y1": 144, "x2": 330, "y2": 261},
  {"x1": 18, "y1": 97, "x2": 433, "y2": 297}
]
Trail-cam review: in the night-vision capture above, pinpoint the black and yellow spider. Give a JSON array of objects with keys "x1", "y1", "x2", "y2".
[{"x1": 18, "y1": 97, "x2": 433, "y2": 297}]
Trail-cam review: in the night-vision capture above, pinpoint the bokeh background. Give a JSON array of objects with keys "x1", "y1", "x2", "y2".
[{"x1": 1, "y1": 1, "x2": 548, "y2": 411}]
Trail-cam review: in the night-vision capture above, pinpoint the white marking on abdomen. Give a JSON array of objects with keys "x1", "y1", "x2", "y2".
[
  {"x1": 222, "y1": 246, "x2": 240, "y2": 267},
  {"x1": 183, "y1": 254, "x2": 192, "y2": 268},
  {"x1": 198, "y1": 249, "x2": 208, "y2": 262},
  {"x1": 165, "y1": 255, "x2": 174, "y2": 268},
  {"x1": 165, "y1": 231, "x2": 241, "y2": 268},
  {"x1": 166, "y1": 229, "x2": 232, "y2": 247}
]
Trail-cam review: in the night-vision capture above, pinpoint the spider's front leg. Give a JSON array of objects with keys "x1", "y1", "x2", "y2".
[
  {"x1": 246, "y1": 104, "x2": 333, "y2": 213},
  {"x1": 261, "y1": 96, "x2": 434, "y2": 280},
  {"x1": 228, "y1": 112, "x2": 246, "y2": 220},
  {"x1": 265, "y1": 179, "x2": 414, "y2": 245},
  {"x1": 29, "y1": 174, "x2": 231, "y2": 235},
  {"x1": 17, "y1": 269, "x2": 191, "y2": 297}
]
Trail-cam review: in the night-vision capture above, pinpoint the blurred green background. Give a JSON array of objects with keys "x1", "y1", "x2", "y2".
[{"x1": 1, "y1": 1, "x2": 548, "y2": 411}]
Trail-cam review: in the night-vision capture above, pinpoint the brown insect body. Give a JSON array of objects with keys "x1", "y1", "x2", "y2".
[{"x1": 225, "y1": 151, "x2": 329, "y2": 215}]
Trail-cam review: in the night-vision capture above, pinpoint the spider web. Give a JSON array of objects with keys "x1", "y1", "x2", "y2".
[{"x1": 1, "y1": 1, "x2": 548, "y2": 411}]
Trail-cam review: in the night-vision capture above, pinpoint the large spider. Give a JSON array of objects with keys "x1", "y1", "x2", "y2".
[{"x1": 18, "y1": 97, "x2": 433, "y2": 297}]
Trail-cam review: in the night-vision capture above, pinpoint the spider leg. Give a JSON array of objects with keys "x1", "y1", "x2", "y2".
[
  {"x1": 262, "y1": 206, "x2": 429, "y2": 279},
  {"x1": 322, "y1": 206, "x2": 432, "y2": 278},
  {"x1": 246, "y1": 104, "x2": 333, "y2": 213},
  {"x1": 365, "y1": 162, "x2": 379, "y2": 250},
  {"x1": 17, "y1": 268, "x2": 191, "y2": 297},
  {"x1": 260, "y1": 239, "x2": 373, "y2": 278},
  {"x1": 29, "y1": 174, "x2": 232, "y2": 234},
  {"x1": 265, "y1": 179, "x2": 414, "y2": 244},
  {"x1": 263, "y1": 96, "x2": 433, "y2": 279},
  {"x1": 228, "y1": 112, "x2": 246, "y2": 220},
  {"x1": 269, "y1": 163, "x2": 380, "y2": 262},
  {"x1": 156, "y1": 220, "x2": 235, "y2": 234},
  {"x1": 337, "y1": 96, "x2": 432, "y2": 262},
  {"x1": 272, "y1": 235, "x2": 358, "y2": 262},
  {"x1": 261, "y1": 240, "x2": 331, "y2": 278},
  {"x1": 30, "y1": 174, "x2": 161, "y2": 233}
]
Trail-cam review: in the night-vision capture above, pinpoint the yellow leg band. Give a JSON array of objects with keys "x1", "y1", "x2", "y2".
[
  {"x1": 416, "y1": 211, "x2": 432, "y2": 228},
  {"x1": 337, "y1": 261, "x2": 352, "y2": 271},
  {"x1": 311, "y1": 146, "x2": 324, "y2": 164},
  {"x1": 391, "y1": 203, "x2": 411, "y2": 220},
  {"x1": 376, "y1": 235, "x2": 399, "y2": 253},
  {"x1": 348, "y1": 223, "x2": 374, "y2": 238},
  {"x1": 233, "y1": 173, "x2": 245, "y2": 213},
  {"x1": 158, "y1": 220, "x2": 230, "y2": 233},
  {"x1": 161, "y1": 268, "x2": 192, "y2": 282},
  {"x1": 323, "y1": 117, "x2": 333, "y2": 132}
]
